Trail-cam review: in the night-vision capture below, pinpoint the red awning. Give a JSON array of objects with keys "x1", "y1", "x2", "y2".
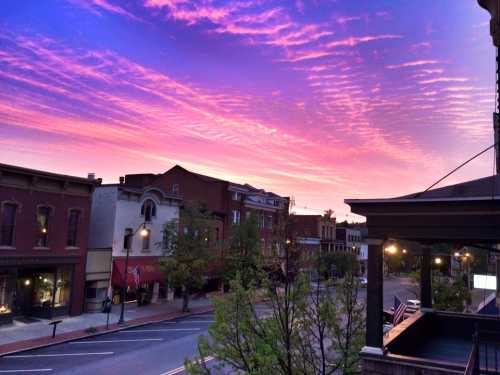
[{"x1": 112, "y1": 257, "x2": 165, "y2": 289}]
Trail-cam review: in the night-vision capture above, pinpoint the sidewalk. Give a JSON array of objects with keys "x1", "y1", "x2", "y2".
[{"x1": 0, "y1": 296, "x2": 213, "y2": 356}]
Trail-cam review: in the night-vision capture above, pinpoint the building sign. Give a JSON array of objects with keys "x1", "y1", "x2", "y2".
[{"x1": 473, "y1": 274, "x2": 497, "y2": 290}]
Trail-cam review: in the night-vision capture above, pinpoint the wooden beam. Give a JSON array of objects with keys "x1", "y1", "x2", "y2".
[{"x1": 365, "y1": 238, "x2": 384, "y2": 351}]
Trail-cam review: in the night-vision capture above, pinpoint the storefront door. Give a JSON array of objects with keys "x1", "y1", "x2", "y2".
[{"x1": 16, "y1": 277, "x2": 34, "y2": 316}]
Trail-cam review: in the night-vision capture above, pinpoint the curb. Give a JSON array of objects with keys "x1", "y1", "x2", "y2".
[{"x1": 0, "y1": 305, "x2": 214, "y2": 358}]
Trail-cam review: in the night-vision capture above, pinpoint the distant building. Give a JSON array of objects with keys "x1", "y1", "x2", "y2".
[
  {"x1": 335, "y1": 227, "x2": 363, "y2": 255},
  {"x1": 88, "y1": 181, "x2": 180, "y2": 310},
  {"x1": 0, "y1": 163, "x2": 97, "y2": 324},
  {"x1": 124, "y1": 165, "x2": 290, "y2": 259},
  {"x1": 294, "y1": 214, "x2": 336, "y2": 277}
]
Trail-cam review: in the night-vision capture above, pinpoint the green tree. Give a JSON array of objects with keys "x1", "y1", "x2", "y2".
[
  {"x1": 185, "y1": 243, "x2": 365, "y2": 374},
  {"x1": 320, "y1": 251, "x2": 358, "y2": 279},
  {"x1": 224, "y1": 212, "x2": 262, "y2": 289},
  {"x1": 160, "y1": 203, "x2": 214, "y2": 312},
  {"x1": 433, "y1": 275, "x2": 471, "y2": 312}
]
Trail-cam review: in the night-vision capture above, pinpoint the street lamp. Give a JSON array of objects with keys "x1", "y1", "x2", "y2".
[
  {"x1": 118, "y1": 223, "x2": 149, "y2": 325},
  {"x1": 434, "y1": 257, "x2": 442, "y2": 265},
  {"x1": 384, "y1": 244, "x2": 397, "y2": 255}
]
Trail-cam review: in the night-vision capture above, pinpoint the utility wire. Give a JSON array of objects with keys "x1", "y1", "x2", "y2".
[{"x1": 414, "y1": 143, "x2": 496, "y2": 197}]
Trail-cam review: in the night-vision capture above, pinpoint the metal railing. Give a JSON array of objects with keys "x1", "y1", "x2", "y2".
[{"x1": 465, "y1": 327, "x2": 500, "y2": 375}]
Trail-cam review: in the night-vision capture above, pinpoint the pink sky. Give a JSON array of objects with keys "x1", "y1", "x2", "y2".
[{"x1": 0, "y1": 0, "x2": 497, "y2": 220}]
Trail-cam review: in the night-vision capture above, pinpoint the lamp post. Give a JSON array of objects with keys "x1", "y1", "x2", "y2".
[{"x1": 118, "y1": 223, "x2": 149, "y2": 325}]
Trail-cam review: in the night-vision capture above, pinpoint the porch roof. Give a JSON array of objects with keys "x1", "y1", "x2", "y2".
[{"x1": 345, "y1": 175, "x2": 500, "y2": 243}]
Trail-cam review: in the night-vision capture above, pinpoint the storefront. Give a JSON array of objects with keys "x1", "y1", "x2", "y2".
[
  {"x1": 0, "y1": 265, "x2": 75, "y2": 324},
  {"x1": 111, "y1": 257, "x2": 165, "y2": 305}
]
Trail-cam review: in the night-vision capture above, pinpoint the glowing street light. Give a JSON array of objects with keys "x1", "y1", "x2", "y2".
[
  {"x1": 402, "y1": 249, "x2": 407, "y2": 254},
  {"x1": 434, "y1": 257, "x2": 442, "y2": 265},
  {"x1": 384, "y1": 244, "x2": 397, "y2": 255}
]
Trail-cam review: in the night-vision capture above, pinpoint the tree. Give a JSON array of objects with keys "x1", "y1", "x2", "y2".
[
  {"x1": 433, "y1": 275, "x2": 471, "y2": 312},
  {"x1": 185, "y1": 241, "x2": 365, "y2": 374},
  {"x1": 223, "y1": 212, "x2": 262, "y2": 289},
  {"x1": 320, "y1": 251, "x2": 358, "y2": 279},
  {"x1": 160, "y1": 203, "x2": 215, "y2": 312}
]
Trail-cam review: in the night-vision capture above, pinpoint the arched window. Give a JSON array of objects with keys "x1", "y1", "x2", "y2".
[{"x1": 141, "y1": 200, "x2": 156, "y2": 222}]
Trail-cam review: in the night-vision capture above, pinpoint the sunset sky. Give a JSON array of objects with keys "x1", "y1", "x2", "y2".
[{"x1": 0, "y1": 0, "x2": 496, "y2": 220}]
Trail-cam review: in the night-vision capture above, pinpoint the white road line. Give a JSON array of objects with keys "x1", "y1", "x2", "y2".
[
  {"x1": 0, "y1": 370, "x2": 53, "y2": 373},
  {"x1": 70, "y1": 338, "x2": 164, "y2": 344},
  {"x1": 119, "y1": 328, "x2": 201, "y2": 333},
  {"x1": 5, "y1": 352, "x2": 114, "y2": 358},
  {"x1": 160, "y1": 356, "x2": 214, "y2": 375}
]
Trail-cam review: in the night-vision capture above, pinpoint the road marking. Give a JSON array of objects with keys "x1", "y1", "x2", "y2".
[
  {"x1": 0, "y1": 370, "x2": 53, "y2": 373},
  {"x1": 5, "y1": 352, "x2": 114, "y2": 358},
  {"x1": 119, "y1": 328, "x2": 201, "y2": 333},
  {"x1": 160, "y1": 356, "x2": 214, "y2": 375},
  {"x1": 70, "y1": 338, "x2": 164, "y2": 344}
]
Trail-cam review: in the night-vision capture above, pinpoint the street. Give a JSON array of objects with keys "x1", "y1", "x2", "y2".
[{"x1": 0, "y1": 277, "x2": 414, "y2": 374}]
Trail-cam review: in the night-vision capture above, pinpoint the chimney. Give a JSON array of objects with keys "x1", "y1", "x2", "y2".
[
  {"x1": 119, "y1": 176, "x2": 125, "y2": 185},
  {"x1": 87, "y1": 173, "x2": 95, "y2": 180}
]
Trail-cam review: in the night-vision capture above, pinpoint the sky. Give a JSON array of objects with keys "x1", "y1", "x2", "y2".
[{"x1": 0, "y1": 0, "x2": 497, "y2": 220}]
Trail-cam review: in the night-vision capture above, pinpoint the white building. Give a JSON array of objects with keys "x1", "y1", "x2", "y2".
[{"x1": 86, "y1": 183, "x2": 180, "y2": 310}]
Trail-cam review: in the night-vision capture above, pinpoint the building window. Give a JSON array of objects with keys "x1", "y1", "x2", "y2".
[
  {"x1": 123, "y1": 228, "x2": 133, "y2": 250},
  {"x1": 141, "y1": 199, "x2": 156, "y2": 222},
  {"x1": 259, "y1": 214, "x2": 265, "y2": 229},
  {"x1": 232, "y1": 210, "x2": 240, "y2": 225},
  {"x1": 172, "y1": 184, "x2": 179, "y2": 195},
  {"x1": 142, "y1": 229, "x2": 151, "y2": 250},
  {"x1": 232, "y1": 192, "x2": 240, "y2": 201},
  {"x1": 36, "y1": 206, "x2": 51, "y2": 248},
  {"x1": 266, "y1": 215, "x2": 273, "y2": 229},
  {"x1": 66, "y1": 210, "x2": 80, "y2": 247},
  {"x1": 1, "y1": 203, "x2": 17, "y2": 247}
]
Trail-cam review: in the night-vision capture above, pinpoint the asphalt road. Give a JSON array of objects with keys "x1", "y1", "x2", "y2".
[{"x1": 0, "y1": 277, "x2": 413, "y2": 375}]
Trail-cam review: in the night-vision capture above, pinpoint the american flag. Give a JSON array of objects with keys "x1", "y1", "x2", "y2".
[
  {"x1": 131, "y1": 266, "x2": 141, "y2": 289},
  {"x1": 393, "y1": 296, "x2": 407, "y2": 326}
]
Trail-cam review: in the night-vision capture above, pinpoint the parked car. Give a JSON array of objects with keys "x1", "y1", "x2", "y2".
[
  {"x1": 358, "y1": 277, "x2": 368, "y2": 287},
  {"x1": 407, "y1": 299, "x2": 421, "y2": 310}
]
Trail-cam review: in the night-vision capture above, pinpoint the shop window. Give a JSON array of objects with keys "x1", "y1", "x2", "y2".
[
  {"x1": 36, "y1": 206, "x2": 51, "y2": 247},
  {"x1": 66, "y1": 209, "x2": 80, "y2": 247},
  {"x1": 33, "y1": 273, "x2": 54, "y2": 308},
  {"x1": 54, "y1": 267, "x2": 72, "y2": 308},
  {"x1": 0, "y1": 273, "x2": 14, "y2": 315},
  {"x1": 0, "y1": 203, "x2": 17, "y2": 247},
  {"x1": 141, "y1": 200, "x2": 156, "y2": 222}
]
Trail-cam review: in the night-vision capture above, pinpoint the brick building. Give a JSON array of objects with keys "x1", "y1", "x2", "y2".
[
  {"x1": 293, "y1": 215, "x2": 336, "y2": 275},
  {"x1": 0, "y1": 163, "x2": 97, "y2": 324},
  {"x1": 123, "y1": 165, "x2": 290, "y2": 258}
]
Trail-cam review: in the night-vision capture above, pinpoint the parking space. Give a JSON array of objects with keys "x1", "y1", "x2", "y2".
[{"x1": 0, "y1": 312, "x2": 216, "y2": 375}]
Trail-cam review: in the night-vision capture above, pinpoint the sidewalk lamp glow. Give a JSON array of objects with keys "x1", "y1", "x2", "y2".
[
  {"x1": 434, "y1": 257, "x2": 442, "y2": 265},
  {"x1": 384, "y1": 244, "x2": 397, "y2": 255},
  {"x1": 140, "y1": 227, "x2": 149, "y2": 237},
  {"x1": 41, "y1": 227, "x2": 47, "y2": 234},
  {"x1": 402, "y1": 249, "x2": 407, "y2": 254},
  {"x1": 286, "y1": 239, "x2": 291, "y2": 245},
  {"x1": 454, "y1": 252, "x2": 460, "y2": 257},
  {"x1": 24, "y1": 279, "x2": 30, "y2": 286}
]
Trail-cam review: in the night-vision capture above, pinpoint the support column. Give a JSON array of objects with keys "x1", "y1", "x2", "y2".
[
  {"x1": 362, "y1": 238, "x2": 384, "y2": 355},
  {"x1": 421, "y1": 245, "x2": 432, "y2": 310}
]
